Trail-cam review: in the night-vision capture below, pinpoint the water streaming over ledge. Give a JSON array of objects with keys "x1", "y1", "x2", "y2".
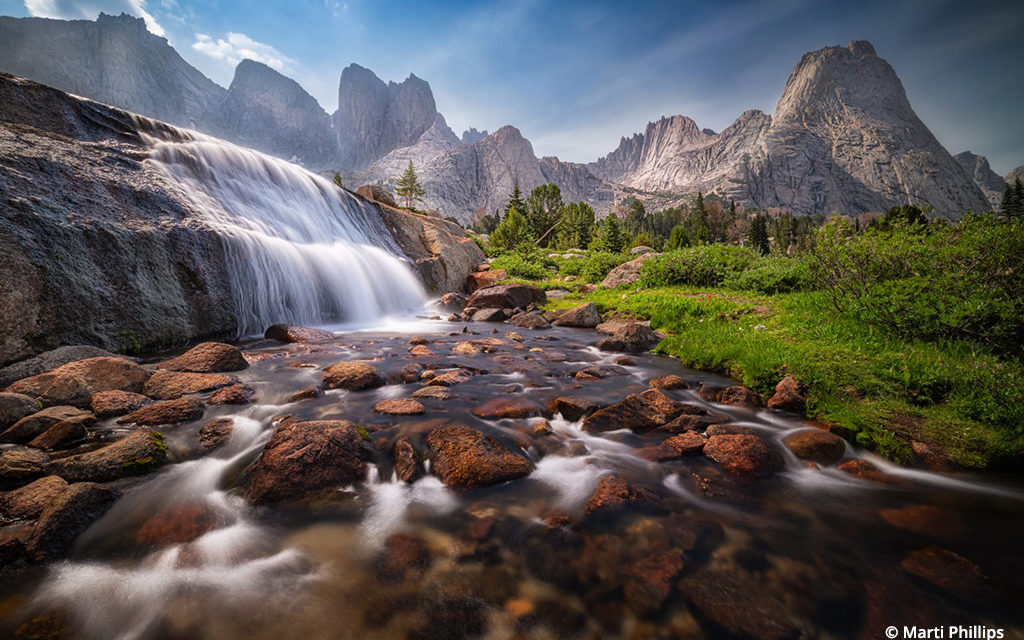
[{"x1": 144, "y1": 132, "x2": 426, "y2": 336}]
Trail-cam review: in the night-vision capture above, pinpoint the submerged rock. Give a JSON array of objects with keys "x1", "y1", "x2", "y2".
[
  {"x1": 246, "y1": 420, "x2": 371, "y2": 504},
  {"x1": 583, "y1": 475, "x2": 653, "y2": 516},
  {"x1": 323, "y1": 361, "x2": 386, "y2": 391},
  {"x1": 471, "y1": 396, "x2": 542, "y2": 420},
  {"x1": 156, "y1": 342, "x2": 247, "y2": 373},
  {"x1": 45, "y1": 430, "x2": 168, "y2": 482},
  {"x1": 198, "y1": 417, "x2": 235, "y2": 450},
  {"x1": 782, "y1": 428, "x2": 846, "y2": 465},
  {"x1": 678, "y1": 569, "x2": 800, "y2": 640},
  {"x1": 5, "y1": 357, "x2": 150, "y2": 408},
  {"x1": 373, "y1": 398, "x2": 426, "y2": 415},
  {"x1": 425, "y1": 425, "x2": 533, "y2": 489}
]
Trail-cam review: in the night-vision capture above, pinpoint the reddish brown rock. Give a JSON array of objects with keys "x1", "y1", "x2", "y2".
[
  {"x1": 25, "y1": 482, "x2": 119, "y2": 562},
  {"x1": 552, "y1": 302, "x2": 601, "y2": 328},
  {"x1": 582, "y1": 389, "x2": 685, "y2": 434},
  {"x1": 0, "y1": 392, "x2": 41, "y2": 430},
  {"x1": 157, "y1": 342, "x2": 248, "y2": 373},
  {"x1": 879, "y1": 504, "x2": 959, "y2": 536},
  {"x1": 374, "y1": 398, "x2": 426, "y2": 415},
  {"x1": 426, "y1": 369, "x2": 473, "y2": 387},
  {"x1": 466, "y1": 283, "x2": 546, "y2": 309},
  {"x1": 199, "y1": 418, "x2": 234, "y2": 450},
  {"x1": 767, "y1": 375, "x2": 806, "y2": 413},
  {"x1": 1, "y1": 406, "x2": 94, "y2": 445},
  {"x1": 143, "y1": 369, "x2": 235, "y2": 401},
  {"x1": 426, "y1": 425, "x2": 533, "y2": 489},
  {"x1": 717, "y1": 385, "x2": 764, "y2": 408},
  {"x1": 471, "y1": 396, "x2": 542, "y2": 420},
  {"x1": 246, "y1": 420, "x2": 371, "y2": 504},
  {"x1": 901, "y1": 547, "x2": 990, "y2": 601},
  {"x1": 574, "y1": 365, "x2": 628, "y2": 381},
  {"x1": 0, "y1": 475, "x2": 68, "y2": 520},
  {"x1": 393, "y1": 436, "x2": 423, "y2": 483},
  {"x1": 655, "y1": 410, "x2": 724, "y2": 434},
  {"x1": 624, "y1": 549, "x2": 685, "y2": 614},
  {"x1": 704, "y1": 434, "x2": 785, "y2": 478},
  {"x1": 451, "y1": 342, "x2": 480, "y2": 356},
  {"x1": 380, "y1": 532, "x2": 430, "y2": 579},
  {"x1": 412, "y1": 385, "x2": 453, "y2": 400},
  {"x1": 118, "y1": 397, "x2": 204, "y2": 426},
  {"x1": 466, "y1": 268, "x2": 507, "y2": 291},
  {"x1": 439, "y1": 292, "x2": 468, "y2": 313},
  {"x1": 136, "y1": 503, "x2": 222, "y2": 545},
  {"x1": 613, "y1": 356, "x2": 637, "y2": 366},
  {"x1": 45, "y1": 430, "x2": 168, "y2": 482},
  {"x1": 90, "y1": 390, "x2": 152, "y2": 419},
  {"x1": 5, "y1": 357, "x2": 150, "y2": 408},
  {"x1": 408, "y1": 344, "x2": 435, "y2": 357},
  {"x1": 583, "y1": 475, "x2": 652, "y2": 516},
  {"x1": 782, "y1": 428, "x2": 846, "y2": 465},
  {"x1": 637, "y1": 432, "x2": 707, "y2": 462},
  {"x1": 207, "y1": 383, "x2": 255, "y2": 405},
  {"x1": 550, "y1": 396, "x2": 600, "y2": 421},
  {"x1": 394, "y1": 362, "x2": 425, "y2": 383},
  {"x1": 837, "y1": 459, "x2": 904, "y2": 485},
  {"x1": 409, "y1": 336, "x2": 430, "y2": 346},
  {"x1": 323, "y1": 361, "x2": 386, "y2": 391},
  {"x1": 704, "y1": 424, "x2": 757, "y2": 436},
  {"x1": 649, "y1": 375, "x2": 688, "y2": 390},
  {"x1": 27, "y1": 419, "x2": 88, "y2": 450},
  {"x1": 510, "y1": 312, "x2": 551, "y2": 330},
  {"x1": 0, "y1": 448, "x2": 48, "y2": 484},
  {"x1": 287, "y1": 386, "x2": 324, "y2": 403},
  {"x1": 595, "y1": 322, "x2": 659, "y2": 353}
]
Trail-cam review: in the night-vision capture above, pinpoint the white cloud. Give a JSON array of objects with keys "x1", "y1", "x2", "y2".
[
  {"x1": 24, "y1": 0, "x2": 166, "y2": 36},
  {"x1": 192, "y1": 32, "x2": 295, "y2": 72}
]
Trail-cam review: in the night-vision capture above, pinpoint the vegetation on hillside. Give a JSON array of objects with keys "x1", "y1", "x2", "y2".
[{"x1": 469, "y1": 182, "x2": 1024, "y2": 469}]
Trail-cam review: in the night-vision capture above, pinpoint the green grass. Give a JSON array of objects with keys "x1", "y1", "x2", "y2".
[{"x1": 540, "y1": 284, "x2": 1024, "y2": 469}]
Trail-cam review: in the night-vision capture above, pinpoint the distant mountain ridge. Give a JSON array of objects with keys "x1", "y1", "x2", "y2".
[{"x1": 0, "y1": 14, "x2": 1014, "y2": 222}]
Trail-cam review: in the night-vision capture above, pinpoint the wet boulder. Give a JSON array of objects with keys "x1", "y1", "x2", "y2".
[
  {"x1": 438, "y1": 292, "x2": 468, "y2": 313},
  {"x1": 466, "y1": 268, "x2": 507, "y2": 291},
  {"x1": 0, "y1": 406, "x2": 94, "y2": 444},
  {"x1": 156, "y1": 342, "x2": 248, "y2": 373},
  {"x1": 767, "y1": 375, "x2": 806, "y2": 413},
  {"x1": 704, "y1": 434, "x2": 785, "y2": 478},
  {"x1": 582, "y1": 389, "x2": 686, "y2": 434},
  {"x1": 27, "y1": 418, "x2": 89, "y2": 450},
  {"x1": 594, "y1": 322, "x2": 659, "y2": 353},
  {"x1": 0, "y1": 392, "x2": 40, "y2": 431},
  {"x1": 471, "y1": 396, "x2": 542, "y2": 420},
  {"x1": 426, "y1": 369, "x2": 473, "y2": 387},
  {"x1": 466, "y1": 283, "x2": 546, "y2": 310},
  {"x1": 45, "y1": 430, "x2": 168, "y2": 482},
  {"x1": 624, "y1": 548, "x2": 685, "y2": 615},
  {"x1": 198, "y1": 418, "x2": 234, "y2": 450},
  {"x1": 373, "y1": 398, "x2": 426, "y2": 415},
  {"x1": 90, "y1": 390, "x2": 152, "y2": 419},
  {"x1": 552, "y1": 302, "x2": 601, "y2": 328},
  {"x1": 393, "y1": 436, "x2": 424, "y2": 483},
  {"x1": 264, "y1": 324, "x2": 336, "y2": 344},
  {"x1": 637, "y1": 432, "x2": 708, "y2": 461},
  {"x1": 782, "y1": 428, "x2": 846, "y2": 465},
  {"x1": 207, "y1": 383, "x2": 255, "y2": 405},
  {"x1": 5, "y1": 357, "x2": 150, "y2": 408},
  {"x1": 323, "y1": 361, "x2": 386, "y2": 391},
  {"x1": 648, "y1": 375, "x2": 688, "y2": 390},
  {"x1": 246, "y1": 420, "x2": 372, "y2": 504},
  {"x1": 900, "y1": 547, "x2": 990, "y2": 601},
  {"x1": 0, "y1": 475, "x2": 68, "y2": 521},
  {"x1": 0, "y1": 448, "x2": 48, "y2": 486},
  {"x1": 117, "y1": 397, "x2": 204, "y2": 426},
  {"x1": 583, "y1": 475, "x2": 654, "y2": 516},
  {"x1": 550, "y1": 396, "x2": 600, "y2": 421},
  {"x1": 716, "y1": 385, "x2": 764, "y2": 408},
  {"x1": 837, "y1": 459, "x2": 905, "y2": 485},
  {"x1": 425, "y1": 425, "x2": 533, "y2": 489},
  {"x1": 25, "y1": 482, "x2": 120, "y2": 562},
  {"x1": 0, "y1": 346, "x2": 119, "y2": 389},
  {"x1": 143, "y1": 370, "x2": 236, "y2": 400},
  {"x1": 135, "y1": 503, "x2": 223, "y2": 546},
  {"x1": 510, "y1": 312, "x2": 551, "y2": 330},
  {"x1": 379, "y1": 532, "x2": 431, "y2": 580}
]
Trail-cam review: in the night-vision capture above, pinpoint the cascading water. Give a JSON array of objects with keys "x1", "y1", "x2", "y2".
[{"x1": 144, "y1": 133, "x2": 426, "y2": 335}]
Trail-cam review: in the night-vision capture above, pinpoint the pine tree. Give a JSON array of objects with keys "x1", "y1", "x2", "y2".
[
  {"x1": 1014, "y1": 178, "x2": 1024, "y2": 218},
  {"x1": 592, "y1": 213, "x2": 624, "y2": 253},
  {"x1": 687, "y1": 192, "x2": 711, "y2": 245},
  {"x1": 748, "y1": 215, "x2": 770, "y2": 255},
  {"x1": 1001, "y1": 184, "x2": 1015, "y2": 221},
  {"x1": 490, "y1": 207, "x2": 533, "y2": 251},
  {"x1": 526, "y1": 184, "x2": 564, "y2": 246},
  {"x1": 557, "y1": 201, "x2": 596, "y2": 249},
  {"x1": 667, "y1": 225, "x2": 689, "y2": 250},
  {"x1": 505, "y1": 180, "x2": 526, "y2": 217},
  {"x1": 395, "y1": 160, "x2": 425, "y2": 209}
]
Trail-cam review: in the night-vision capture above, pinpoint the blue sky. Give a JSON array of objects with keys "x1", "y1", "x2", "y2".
[{"x1": 3, "y1": 0, "x2": 1022, "y2": 173}]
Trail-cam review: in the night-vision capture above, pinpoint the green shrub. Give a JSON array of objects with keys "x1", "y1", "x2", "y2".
[
  {"x1": 810, "y1": 214, "x2": 1024, "y2": 355},
  {"x1": 580, "y1": 252, "x2": 631, "y2": 284},
  {"x1": 490, "y1": 252, "x2": 551, "y2": 280},
  {"x1": 551, "y1": 255, "x2": 585, "y2": 277},
  {"x1": 724, "y1": 256, "x2": 812, "y2": 294},
  {"x1": 639, "y1": 245, "x2": 759, "y2": 288}
]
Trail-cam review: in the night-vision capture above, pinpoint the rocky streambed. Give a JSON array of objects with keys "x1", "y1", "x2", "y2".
[{"x1": 0, "y1": 285, "x2": 1022, "y2": 640}]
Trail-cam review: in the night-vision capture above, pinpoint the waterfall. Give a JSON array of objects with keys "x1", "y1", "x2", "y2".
[{"x1": 144, "y1": 133, "x2": 426, "y2": 336}]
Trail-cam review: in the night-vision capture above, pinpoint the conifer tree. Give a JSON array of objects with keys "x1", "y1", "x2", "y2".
[
  {"x1": 490, "y1": 206, "x2": 533, "y2": 251},
  {"x1": 395, "y1": 160, "x2": 425, "y2": 209},
  {"x1": 592, "y1": 213, "x2": 624, "y2": 253},
  {"x1": 1014, "y1": 178, "x2": 1024, "y2": 218},
  {"x1": 505, "y1": 180, "x2": 526, "y2": 217},
  {"x1": 748, "y1": 215, "x2": 770, "y2": 255},
  {"x1": 687, "y1": 192, "x2": 711, "y2": 245}
]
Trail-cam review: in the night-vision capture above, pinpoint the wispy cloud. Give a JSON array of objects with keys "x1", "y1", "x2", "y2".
[
  {"x1": 23, "y1": 0, "x2": 165, "y2": 36},
  {"x1": 192, "y1": 32, "x2": 296, "y2": 72}
]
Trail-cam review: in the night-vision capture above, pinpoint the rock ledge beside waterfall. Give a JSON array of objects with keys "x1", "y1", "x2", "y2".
[{"x1": 0, "y1": 72, "x2": 481, "y2": 365}]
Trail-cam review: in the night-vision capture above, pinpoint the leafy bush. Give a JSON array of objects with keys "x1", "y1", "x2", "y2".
[
  {"x1": 724, "y1": 256, "x2": 812, "y2": 294},
  {"x1": 810, "y1": 214, "x2": 1024, "y2": 355},
  {"x1": 551, "y1": 254, "x2": 585, "y2": 277},
  {"x1": 490, "y1": 252, "x2": 551, "y2": 280},
  {"x1": 639, "y1": 245, "x2": 759, "y2": 288},
  {"x1": 580, "y1": 252, "x2": 631, "y2": 284}
]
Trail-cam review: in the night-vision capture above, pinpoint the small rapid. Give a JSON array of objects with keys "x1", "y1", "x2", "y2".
[{"x1": 144, "y1": 133, "x2": 426, "y2": 335}]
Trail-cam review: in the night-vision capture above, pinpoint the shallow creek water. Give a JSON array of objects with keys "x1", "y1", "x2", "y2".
[{"x1": 1, "y1": 320, "x2": 1022, "y2": 640}]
